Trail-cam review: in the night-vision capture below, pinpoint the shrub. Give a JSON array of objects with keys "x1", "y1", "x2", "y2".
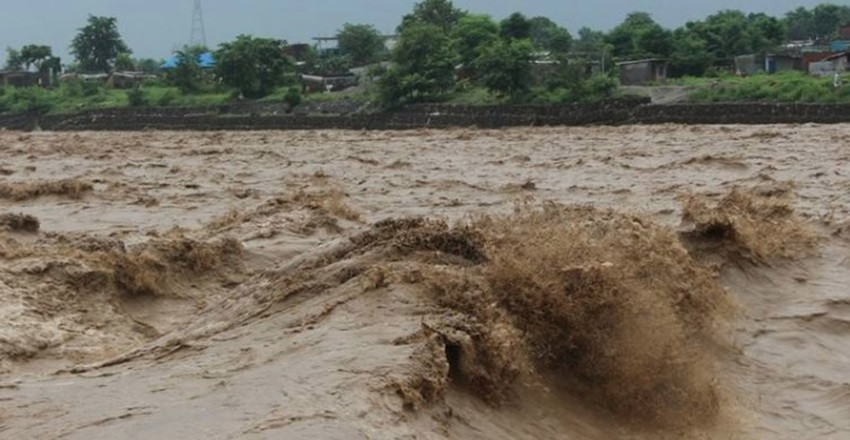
[
  {"x1": 82, "y1": 81, "x2": 101, "y2": 97},
  {"x1": 688, "y1": 71, "x2": 849, "y2": 103},
  {"x1": 127, "y1": 87, "x2": 147, "y2": 107},
  {"x1": 283, "y1": 87, "x2": 302, "y2": 108},
  {"x1": 59, "y1": 79, "x2": 85, "y2": 98},
  {"x1": 4, "y1": 87, "x2": 56, "y2": 114},
  {"x1": 156, "y1": 88, "x2": 179, "y2": 106}
]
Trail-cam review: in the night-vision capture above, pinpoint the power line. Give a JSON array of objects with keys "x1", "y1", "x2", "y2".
[{"x1": 190, "y1": 0, "x2": 207, "y2": 47}]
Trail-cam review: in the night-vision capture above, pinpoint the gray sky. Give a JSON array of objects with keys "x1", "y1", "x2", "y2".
[{"x1": 0, "y1": 1, "x2": 834, "y2": 62}]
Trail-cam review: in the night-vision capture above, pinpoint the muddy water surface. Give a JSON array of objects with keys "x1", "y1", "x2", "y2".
[{"x1": 0, "y1": 126, "x2": 848, "y2": 439}]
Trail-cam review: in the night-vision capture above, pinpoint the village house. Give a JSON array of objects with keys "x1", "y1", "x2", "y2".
[
  {"x1": 809, "y1": 52, "x2": 850, "y2": 77},
  {"x1": 0, "y1": 71, "x2": 51, "y2": 88},
  {"x1": 734, "y1": 54, "x2": 802, "y2": 76},
  {"x1": 616, "y1": 59, "x2": 667, "y2": 85}
]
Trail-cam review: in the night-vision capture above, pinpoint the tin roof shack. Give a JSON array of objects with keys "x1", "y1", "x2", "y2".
[
  {"x1": 735, "y1": 54, "x2": 802, "y2": 75},
  {"x1": 162, "y1": 52, "x2": 215, "y2": 70},
  {"x1": 0, "y1": 71, "x2": 50, "y2": 88},
  {"x1": 802, "y1": 52, "x2": 838, "y2": 71},
  {"x1": 735, "y1": 55, "x2": 765, "y2": 75},
  {"x1": 766, "y1": 54, "x2": 803, "y2": 73},
  {"x1": 617, "y1": 59, "x2": 667, "y2": 85},
  {"x1": 831, "y1": 41, "x2": 850, "y2": 52},
  {"x1": 809, "y1": 52, "x2": 850, "y2": 77},
  {"x1": 107, "y1": 72, "x2": 158, "y2": 89},
  {"x1": 58, "y1": 73, "x2": 109, "y2": 85},
  {"x1": 300, "y1": 74, "x2": 358, "y2": 93}
]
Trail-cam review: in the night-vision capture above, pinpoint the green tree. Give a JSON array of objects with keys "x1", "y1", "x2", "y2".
[
  {"x1": 749, "y1": 13, "x2": 786, "y2": 52},
  {"x1": 668, "y1": 31, "x2": 712, "y2": 77},
  {"x1": 528, "y1": 16, "x2": 573, "y2": 54},
  {"x1": 812, "y1": 3, "x2": 850, "y2": 40},
  {"x1": 500, "y1": 12, "x2": 532, "y2": 40},
  {"x1": 336, "y1": 23, "x2": 385, "y2": 66},
  {"x1": 474, "y1": 38, "x2": 535, "y2": 97},
  {"x1": 20, "y1": 45, "x2": 53, "y2": 71},
  {"x1": 4, "y1": 48, "x2": 23, "y2": 71},
  {"x1": 167, "y1": 46, "x2": 207, "y2": 93},
  {"x1": 399, "y1": 0, "x2": 465, "y2": 32},
  {"x1": 379, "y1": 22, "x2": 458, "y2": 106},
  {"x1": 114, "y1": 52, "x2": 135, "y2": 71},
  {"x1": 605, "y1": 12, "x2": 659, "y2": 58},
  {"x1": 70, "y1": 16, "x2": 130, "y2": 73},
  {"x1": 452, "y1": 14, "x2": 499, "y2": 67},
  {"x1": 214, "y1": 35, "x2": 292, "y2": 98},
  {"x1": 573, "y1": 27, "x2": 607, "y2": 53},
  {"x1": 136, "y1": 58, "x2": 162, "y2": 74},
  {"x1": 685, "y1": 11, "x2": 753, "y2": 61},
  {"x1": 784, "y1": 7, "x2": 814, "y2": 40},
  {"x1": 635, "y1": 25, "x2": 673, "y2": 58}
]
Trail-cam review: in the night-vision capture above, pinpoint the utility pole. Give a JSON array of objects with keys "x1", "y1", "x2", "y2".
[{"x1": 190, "y1": 0, "x2": 207, "y2": 47}]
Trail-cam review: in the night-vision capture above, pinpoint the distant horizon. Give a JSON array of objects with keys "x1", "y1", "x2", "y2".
[{"x1": 0, "y1": 0, "x2": 835, "y2": 63}]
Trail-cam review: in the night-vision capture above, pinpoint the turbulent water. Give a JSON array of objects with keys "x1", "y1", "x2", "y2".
[{"x1": 0, "y1": 126, "x2": 848, "y2": 439}]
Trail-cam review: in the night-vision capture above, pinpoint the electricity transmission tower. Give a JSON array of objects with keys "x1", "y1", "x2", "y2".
[{"x1": 190, "y1": 0, "x2": 207, "y2": 47}]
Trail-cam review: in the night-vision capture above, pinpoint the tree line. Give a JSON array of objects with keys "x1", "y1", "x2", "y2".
[
  {"x1": 3, "y1": 1, "x2": 850, "y2": 109},
  {"x1": 373, "y1": 1, "x2": 850, "y2": 105}
]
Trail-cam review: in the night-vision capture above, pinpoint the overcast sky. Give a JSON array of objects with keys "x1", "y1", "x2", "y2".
[{"x1": 0, "y1": 0, "x2": 834, "y2": 61}]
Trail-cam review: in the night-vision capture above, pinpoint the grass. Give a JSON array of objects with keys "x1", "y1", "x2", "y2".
[
  {"x1": 6, "y1": 70, "x2": 847, "y2": 115},
  {"x1": 446, "y1": 86, "x2": 506, "y2": 105},
  {"x1": 0, "y1": 84, "x2": 233, "y2": 115},
  {"x1": 685, "y1": 71, "x2": 850, "y2": 103},
  {"x1": 142, "y1": 86, "x2": 231, "y2": 107}
]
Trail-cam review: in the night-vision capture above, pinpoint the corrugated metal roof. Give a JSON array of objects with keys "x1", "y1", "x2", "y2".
[
  {"x1": 616, "y1": 59, "x2": 666, "y2": 66},
  {"x1": 161, "y1": 52, "x2": 215, "y2": 69}
]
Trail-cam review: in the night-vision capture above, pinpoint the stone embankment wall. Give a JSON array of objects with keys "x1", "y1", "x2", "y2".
[{"x1": 3, "y1": 99, "x2": 850, "y2": 130}]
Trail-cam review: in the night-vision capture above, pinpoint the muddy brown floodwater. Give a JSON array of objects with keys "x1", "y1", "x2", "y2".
[{"x1": 0, "y1": 125, "x2": 849, "y2": 439}]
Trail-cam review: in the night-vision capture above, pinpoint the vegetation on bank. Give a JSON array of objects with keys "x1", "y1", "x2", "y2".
[
  {"x1": 3, "y1": 1, "x2": 850, "y2": 115},
  {"x1": 679, "y1": 72, "x2": 850, "y2": 103},
  {"x1": 0, "y1": 82, "x2": 232, "y2": 115}
]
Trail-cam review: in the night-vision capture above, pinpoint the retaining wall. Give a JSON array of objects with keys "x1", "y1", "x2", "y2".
[{"x1": 3, "y1": 100, "x2": 850, "y2": 131}]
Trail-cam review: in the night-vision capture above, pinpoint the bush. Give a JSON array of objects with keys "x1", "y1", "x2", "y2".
[
  {"x1": 283, "y1": 87, "x2": 302, "y2": 108},
  {"x1": 59, "y1": 79, "x2": 85, "y2": 98},
  {"x1": 156, "y1": 88, "x2": 180, "y2": 106},
  {"x1": 3, "y1": 87, "x2": 56, "y2": 114},
  {"x1": 474, "y1": 39, "x2": 535, "y2": 97},
  {"x1": 584, "y1": 74, "x2": 619, "y2": 98},
  {"x1": 534, "y1": 73, "x2": 619, "y2": 104},
  {"x1": 82, "y1": 81, "x2": 101, "y2": 97},
  {"x1": 127, "y1": 87, "x2": 147, "y2": 107},
  {"x1": 688, "y1": 71, "x2": 850, "y2": 103}
]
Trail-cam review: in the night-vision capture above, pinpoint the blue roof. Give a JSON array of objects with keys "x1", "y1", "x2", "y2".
[
  {"x1": 831, "y1": 41, "x2": 850, "y2": 52},
  {"x1": 162, "y1": 52, "x2": 215, "y2": 69}
]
